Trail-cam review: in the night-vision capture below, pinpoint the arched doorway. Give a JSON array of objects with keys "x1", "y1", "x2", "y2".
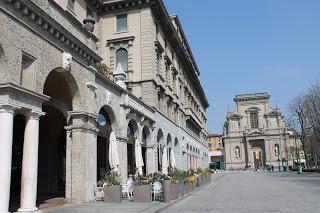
[
  {"x1": 38, "y1": 69, "x2": 76, "y2": 205},
  {"x1": 157, "y1": 129, "x2": 164, "y2": 171},
  {"x1": 96, "y1": 108, "x2": 112, "y2": 181},
  {"x1": 127, "y1": 120, "x2": 138, "y2": 176}
]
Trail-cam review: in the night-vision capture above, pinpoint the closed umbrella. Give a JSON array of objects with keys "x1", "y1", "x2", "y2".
[
  {"x1": 109, "y1": 131, "x2": 120, "y2": 172},
  {"x1": 170, "y1": 148, "x2": 176, "y2": 169},
  {"x1": 135, "y1": 139, "x2": 144, "y2": 175},
  {"x1": 161, "y1": 146, "x2": 168, "y2": 175}
]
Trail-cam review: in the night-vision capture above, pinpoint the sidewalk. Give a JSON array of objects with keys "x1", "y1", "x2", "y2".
[{"x1": 47, "y1": 173, "x2": 225, "y2": 213}]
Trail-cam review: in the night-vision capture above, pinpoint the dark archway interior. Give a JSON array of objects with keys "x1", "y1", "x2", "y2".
[
  {"x1": 37, "y1": 70, "x2": 73, "y2": 205},
  {"x1": 9, "y1": 114, "x2": 25, "y2": 212},
  {"x1": 97, "y1": 108, "x2": 112, "y2": 181},
  {"x1": 157, "y1": 130, "x2": 163, "y2": 171},
  {"x1": 141, "y1": 127, "x2": 150, "y2": 175},
  {"x1": 127, "y1": 121, "x2": 136, "y2": 176}
]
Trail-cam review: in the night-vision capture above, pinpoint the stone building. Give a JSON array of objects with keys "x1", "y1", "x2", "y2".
[
  {"x1": 208, "y1": 134, "x2": 225, "y2": 170},
  {"x1": 223, "y1": 93, "x2": 292, "y2": 171},
  {"x1": 0, "y1": 0, "x2": 209, "y2": 212}
]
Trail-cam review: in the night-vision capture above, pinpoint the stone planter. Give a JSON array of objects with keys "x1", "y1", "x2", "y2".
[
  {"x1": 183, "y1": 182, "x2": 188, "y2": 194},
  {"x1": 104, "y1": 185, "x2": 121, "y2": 203},
  {"x1": 163, "y1": 180, "x2": 172, "y2": 203},
  {"x1": 133, "y1": 185, "x2": 152, "y2": 203},
  {"x1": 170, "y1": 183, "x2": 179, "y2": 200},
  {"x1": 187, "y1": 182, "x2": 192, "y2": 193},
  {"x1": 178, "y1": 183, "x2": 184, "y2": 197}
]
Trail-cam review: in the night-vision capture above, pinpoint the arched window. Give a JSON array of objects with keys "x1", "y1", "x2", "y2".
[
  {"x1": 116, "y1": 48, "x2": 128, "y2": 71},
  {"x1": 274, "y1": 144, "x2": 280, "y2": 156},
  {"x1": 235, "y1": 146, "x2": 240, "y2": 158}
]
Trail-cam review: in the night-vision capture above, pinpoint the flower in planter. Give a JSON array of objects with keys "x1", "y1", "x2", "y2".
[{"x1": 98, "y1": 171, "x2": 121, "y2": 186}]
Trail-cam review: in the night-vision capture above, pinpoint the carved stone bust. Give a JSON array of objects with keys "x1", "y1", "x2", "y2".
[
  {"x1": 106, "y1": 92, "x2": 112, "y2": 105},
  {"x1": 63, "y1": 52, "x2": 72, "y2": 71}
]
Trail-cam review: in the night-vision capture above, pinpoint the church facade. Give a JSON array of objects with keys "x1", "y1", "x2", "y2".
[
  {"x1": 0, "y1": 0, "x2": 208, "y2": 212},
  {"x1": 223, "y1": 93, "x2": 291, "y2": 171}
]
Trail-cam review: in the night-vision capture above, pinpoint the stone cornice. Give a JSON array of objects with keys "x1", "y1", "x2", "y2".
[
  {"x1": 107, "y1": 36, "x2": 135, "y2": 47},
  {"x1": 234, "y1": 93, "x2": 270, "y2": 103},
  {"x1": 1, "y1": 0, "x2": 102, "y2": 66},
  {"x1": 0, "y1": 82, "x2": 50, "y2": 103}
]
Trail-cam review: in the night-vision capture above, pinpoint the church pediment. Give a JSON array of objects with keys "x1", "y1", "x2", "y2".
[{"x1": 265, "y1": 109, "x2": 281, "y2": 117}]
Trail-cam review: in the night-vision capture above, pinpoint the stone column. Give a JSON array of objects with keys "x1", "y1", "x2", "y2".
[
  {"x1": 117, "y1": 137, "x2": 128, "y2": 184},
  {"x1": 146, "y1": 145, "x2": 156, "y2": 174},
  {"x1": 0, "y1": 105, "x2": 16, "y2": 213},
  {"x1": 18, "y1": 112, "x2": 42, "y2": 212},
  {"x1": 65, "y1": 111, "x2": 99, "y2": 203},
  {"x1": 246, "y1": 140, "x2": 252, "y2": 168}
]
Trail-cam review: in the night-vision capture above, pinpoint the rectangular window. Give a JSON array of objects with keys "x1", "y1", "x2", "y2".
[
  {"x1": 67, "y1": 0, "x2": 75, "y2": 10},
  {"x1": 250, "y1": 112, "x2": 259, "y2": 128},
  {"x1": 116, "y1": 14, "x2": 128, "y2": 32}
]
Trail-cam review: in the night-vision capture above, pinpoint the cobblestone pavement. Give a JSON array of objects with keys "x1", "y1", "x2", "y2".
[{"x1": 160, "y1": 172, "x2": 320, "y2": 213}]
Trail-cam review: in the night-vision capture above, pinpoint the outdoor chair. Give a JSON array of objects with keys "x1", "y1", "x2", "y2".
[
  {"x1": 95, "y1": 183, "x2": 106, "y2": 201},
  {"x1": 152, "y1": 181, "x2": 163, "y2": 201},
  {"x1": 122, "y1": 180, "x2": 134, "y2": 200}
]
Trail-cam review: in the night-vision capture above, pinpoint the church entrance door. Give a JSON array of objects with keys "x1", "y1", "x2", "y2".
[{"x1": 253, "y1": 150, "x2": 262, "y2": 169}]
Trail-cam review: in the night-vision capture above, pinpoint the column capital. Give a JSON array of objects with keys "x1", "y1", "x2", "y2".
[
  {"x1": 25, "y1": 111, "x2": 45, "y2": 120},
  {"x1": 0, "y1": 104, "x2": 20, "y2": 114}
]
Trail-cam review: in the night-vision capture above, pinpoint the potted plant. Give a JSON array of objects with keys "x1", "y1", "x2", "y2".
[
  {"x1": 133, "y1": 174, "x2": 152, "y2": 203},
  {"x1": 101, "y1": 171, "x2": 122, "y2": 203}
]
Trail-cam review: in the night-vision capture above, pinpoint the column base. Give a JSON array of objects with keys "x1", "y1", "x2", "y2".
[{"x1": 17, "y1": 207, "x2": 38, "y2": 212}]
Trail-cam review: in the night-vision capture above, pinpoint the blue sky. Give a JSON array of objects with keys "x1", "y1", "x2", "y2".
[{"x1": 163, "y1": 0, "x2": 320, "y2": 134}]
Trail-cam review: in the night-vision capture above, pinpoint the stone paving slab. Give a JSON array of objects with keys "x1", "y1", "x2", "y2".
[{"x1": 160, "y1": 172, "x2": 320, "y2": 213}]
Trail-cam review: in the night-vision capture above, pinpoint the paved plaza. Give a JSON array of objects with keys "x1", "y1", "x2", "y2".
[{"x1": 161, "y1": 172, "x2": 320, "y2": 213}]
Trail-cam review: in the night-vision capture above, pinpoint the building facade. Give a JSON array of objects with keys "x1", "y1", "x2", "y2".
[
  {"x1": 0, "y1": 0, "x2": 209, "y2": 212},
  {"x1": 223, "y1": 93, "x2": 291, "y2": 171},
  {"x1": 208, "y1": 134, "x2": 225, "y2": 170}
]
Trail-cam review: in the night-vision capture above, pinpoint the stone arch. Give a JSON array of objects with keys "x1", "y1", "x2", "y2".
[
  {"x1": 38, "y1": 68, "x2": 79, "y2": 203},
  {"x1": 42, "y1": 68, "x2": 81, "y2": 111},
  {"x1": 100, "y1": 105, "x2": 117, "y2": 134},
  {"x1": 43, "y1": 69, "x2": 80, "y2": 113},
  {"x1": 142, "y1": 125, "x2": 151, "y2": 145},
  {"x1": 156, "y1": 129, "x2": 164, "y2": 171},
  {"x1": 157, "y1": 129, "x2": 164, "y2": 144},
  {"x1": 96, "y1": 106, "x2": 115, "y2": 181},
  {"x1": 167, "y1": 133, "x2": 172, "y2": 147}
]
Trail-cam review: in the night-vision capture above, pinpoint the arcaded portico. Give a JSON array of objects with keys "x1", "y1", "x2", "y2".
[{"x1": 0, "y1": 0, "x2": 209, "y2": 212}]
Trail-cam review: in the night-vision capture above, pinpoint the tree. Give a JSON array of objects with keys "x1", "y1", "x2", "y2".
[
  {"x1": 287, "y1": 94, "x2": 312, "y2": 168},
  {"x1": 304, "y1": 82, "x2": 320, "y2": 146}
]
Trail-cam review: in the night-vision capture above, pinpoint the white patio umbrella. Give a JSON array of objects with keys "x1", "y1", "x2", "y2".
[
  {"x1": 161, "y1": 146, "x2": 168, "y2": 175},
  {"x1": 135, "y1": 139, "x2": 144, "y2": 175},
  {"x1": 109, "y1": 131, "x2": 120, "y2": 172},
  {"x1": 170, "y1": 148, "x2": 176, "y2": 169}
]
